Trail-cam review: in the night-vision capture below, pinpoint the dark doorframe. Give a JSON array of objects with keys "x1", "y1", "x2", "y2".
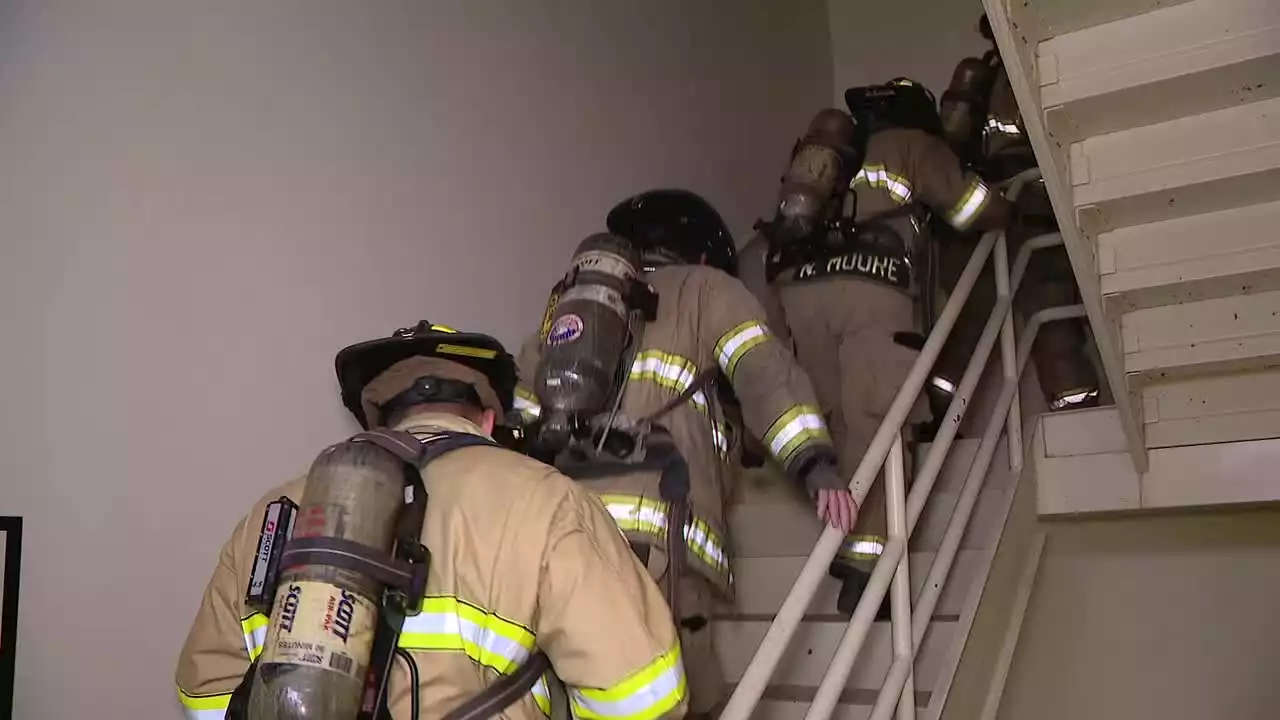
[{"x1": 0, "y1": 516, "x2": 22, "y2": 719}]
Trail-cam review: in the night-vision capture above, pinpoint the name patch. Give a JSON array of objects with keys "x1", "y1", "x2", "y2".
[{"x1": 794, "y1": 248, "x2": 909, "y2": 290}]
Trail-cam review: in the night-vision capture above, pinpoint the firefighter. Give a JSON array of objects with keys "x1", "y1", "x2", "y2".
[
  {"x1": 513, "y1": 189, "x2": 857, "y2": 719},
  {"x1": 176, "y1": 321, "x2": 688, "y2": 720},
  {"x1": 930, "y1": 14, "x2": 1100, "y2": 421},
  {"x1": 738, "y1": 86, "x2": 1013, "y2": 617}
]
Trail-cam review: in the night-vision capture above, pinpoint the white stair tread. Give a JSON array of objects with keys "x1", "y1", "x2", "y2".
[
  {"x1": 715, "y1": 617, "x2": 956, "y2": 691},
  {"x1": 1071, "y1": 96, "x2": 1280, "y2": 230},
  {"x1": 1024, "y1": 0, "x2": 1194, "y2": 39},
  {"x1": 1039, "y1": 0, "x2": 1280, "y2": 138},
  {"x1": 1121, "y1": 289, "x2": 1280, "y2": 378},
  {"x1": 727, "y1": 550, "x2": 981, "y2": 618},
  {"x1": 1100, "y1": 199, "x2": 1280, "y2": 311}
]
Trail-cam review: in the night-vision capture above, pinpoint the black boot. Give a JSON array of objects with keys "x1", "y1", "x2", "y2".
[{"x1": 829, "y1": 563, "x2": 890, "y2": 620}]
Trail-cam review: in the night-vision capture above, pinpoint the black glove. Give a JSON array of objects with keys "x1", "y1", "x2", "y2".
[{"x1": 802, "y1": 459, "x2": 847, "y2": 496}]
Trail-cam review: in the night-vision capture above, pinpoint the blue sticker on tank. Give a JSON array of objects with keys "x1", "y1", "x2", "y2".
[{"x1": 547, "y1": 313, "x2": 584, "y2": 346}]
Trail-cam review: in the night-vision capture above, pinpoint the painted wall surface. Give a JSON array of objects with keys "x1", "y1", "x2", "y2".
[
  {"x1": 827, "y1": 0, "x2": 991, "y2": 107},
  {"x1": 0, "y1": 2, "x2": 831, "y2": 716},
  {"x1": 998, "y1": 510, "x2": 1280, "y2": 719}
]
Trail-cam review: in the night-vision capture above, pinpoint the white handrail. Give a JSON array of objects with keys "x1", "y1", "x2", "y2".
[
  {"x1": 721, "y1": 168, "x2": 1062, "y2": 720},
  {"x1": 867, "y1": 304, "x2": 1086, "y2": 720},
  {"x1": 722, "y1": 226, "x2": 996, "y2": 720}
]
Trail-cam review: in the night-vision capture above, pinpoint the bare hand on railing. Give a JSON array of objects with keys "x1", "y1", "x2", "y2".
[
  {"x1": 816, "y1": 488, "x2": 858, "y2": 534},
  {"x1": 804, "y1": 460, "x2": 858, "y2": 534}
]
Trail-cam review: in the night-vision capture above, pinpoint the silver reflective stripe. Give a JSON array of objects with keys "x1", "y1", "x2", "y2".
[
  {"x1": 715, "y1": 321, "x2": 770, "y2": 380},
  {"x1": 532, "y1": 675, "x2": 552, "y2": 716},
  {"x1": 630, "y1": 351, "x2": 730, "y2": 458},
  {"x1": 241, "y1": 613, "x2": 268, "y2": 661},
  {"x1": 947, "y1": 179, "x2": 992, "y2": 230},
  {"x1": 569, "y1": 649, "x2": 686, "y2": 720},
  {"x1": 177, "y1": 688, "x2": 232, "y2": 720},
  {"x1": 631, "y1": 353, "x2": 697, "y2": 394},
  {"x1": 853, "y1": 164, "x2": 914, "y2": 205},
  {"x1": 398, "y1": 596, "x2": 537, "y2": 678},
  {"x1": 931, "y1": 375, "x2": 957, "y2": 394},
  {"x1": 986, "y1": 117, "x2": 1022, "y2": 136},
  {"x1": 1050, "y1": 388, "x2": 1099, "y2": 410},
  {"x1": 767, "y1": 410, "x2": 826, "y2": 458},
  {"x1": 602, "y1": 496, "x2": 730, "y2": 578},
  {"x1": 844, "y1": 538, "x2": 885, "y2": 557}
]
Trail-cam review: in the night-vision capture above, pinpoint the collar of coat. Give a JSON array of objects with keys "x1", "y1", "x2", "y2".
[{"x1": 393, "y1": 410, "x2": 493, "y2": 441}]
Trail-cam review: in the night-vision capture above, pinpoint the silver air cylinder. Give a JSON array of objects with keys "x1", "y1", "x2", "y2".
[
  {"x1": 249, "y1": 441, "x2": 404, "y2": 719},
  {"x1": 775, "y1": 109, "x2": 857, "y2": 242},
  {"x1": 534, "y1": 232, "x2": 640, "y2": 451}
]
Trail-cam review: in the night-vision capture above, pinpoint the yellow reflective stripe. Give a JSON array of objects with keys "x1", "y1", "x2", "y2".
[
  {"x1": 946, "y1": 177, "x2": 992, "y2": 230},
  {"x1": 630, "y1": 351, "x2": 728, "y2": 458},
  {"x1": 763, "y1": 405, "x2": 830, "y2": 466},
  {"x1": 853, "y1": 164, "x2": 914, "y2": 205},
  {"x1": 714, "y1": 320, "x2": 770, "y2": 381},
  {"x1": 241, "y1": 612, "x2": 269, "y2": 661},
  {"x1": 600, "y1": 494, "x2": 730, "y2": 582},
  {"x1": 532, "y1": 675, "x2": 553, "y2": 717},
  {"x1": 838, "y1": 534, "x2": 887, "y2": 562},
  {"x1": 630, "y1": 350, "x2": 698, "y2": 396},
  {"x1": 570, "y1": 644, "x2": 687, "y2": 720},
  {"x1": 398, "y1": 595, "x2": 536, "y2": 675},
  {"x1": 177, "y1": 686, "x2": 232, "y2": 720},
  {"x1": 514, "y1": 387, "x2": 542, "y2": 419}
]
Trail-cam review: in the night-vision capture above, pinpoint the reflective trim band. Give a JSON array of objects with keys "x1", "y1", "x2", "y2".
[
  {"x1": 838, "y1": 534, "x2": 887, "y2": 562},
  {"x1": 985, "y1": 117, "x2": 1022, "y2": 136},
  {"x1": 514, "y1": 387, "x2": 542, "y2": 420},
  {"x1": 630, "y1": 350, "x2": 729, "y2": 459},
  {"x1": 600, "y1": 494, "x2": 730, "y2": 583},
  {"x1": 177, "y1": 687, "x2": 231, "y2": 720},
  {"x1": 533, "y1": 675, "x2": 553, "y2": 717},
  {"x1": 853, "y1": 164, "x2": 914, "y2": 205},
  {"x1": 946, "y1": 177, "x2": 992, "y2": 231},
  {"x1": 931, "y1": 375, "x2": 957, "y2": 395},
  {"x1": 763, "y1": 405, "x2": 830, "y2": 467},
  {"x1": 241, "y1": 612, "x2": 268, "y2": 661},
  {"x1": 1050, "y1": 388, "x2": 1099, "y2": 410},
  {"x1": 631, "y1": 350, "x2": 698, "y2": 398},
  {"x1": 570, "y1": 644, "x2": 687, "y2": 720},
  {"x1": 714, "y1": 320, "x2": 770, "y2": 381},
  {"x1": 399, "y1": 595, "x2": 536, "y2": 675}
]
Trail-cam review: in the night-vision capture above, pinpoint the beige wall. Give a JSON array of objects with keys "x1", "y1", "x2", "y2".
[
  {"x1": 0, "y1": 2, "x2": 831, "y2": 716},
  {"x1": 998, "y1": 509, "x2": 1280, "y2": 719},
  {"x1": 826, "y1": 0, "x2": 990, "y2": 107}
]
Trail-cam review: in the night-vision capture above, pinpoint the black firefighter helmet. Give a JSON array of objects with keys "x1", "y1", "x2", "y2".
[
  {"x1": 844, "y1": 77, "x2": 943, "y2": 138},
  {"x1": 606, "y1": 188, "x2": 737, "y2": 275},
  {"x1": 335, "y1": 321, "x2": 518, "y2": 430}
]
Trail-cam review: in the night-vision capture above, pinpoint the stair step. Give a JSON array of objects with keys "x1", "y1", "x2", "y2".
[
  {"x1": 715, "y1": 617, "x2": 956, "y2": 691},
  {"x1": 734, "y1": 685, "x2": 930, "y2": 720},
  {"x1": 1100, "y1": 199, "x2": 1280, "y2": 312},
  {"x1": 1121, "y1": 289, "x2": 1280, "y2": 381},
  {"x1": 1070, "y1": 95, "x2": 1280, "y2": 232},
  {"x1": 1024, "y1": 0, "x2": 1193, "y2": 39},
  {"x1": 1040, "y1": 0, "x2": 1280, "y2": 140},
  {"x1": 730, "y1": 476, "x2": 1011, "y2": 558},
  {"x1": 727, "y1": 550, "x2": 981, "y2": 617}
]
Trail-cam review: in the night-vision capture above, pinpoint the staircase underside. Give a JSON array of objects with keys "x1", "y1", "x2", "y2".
[{"x1": 983, "y1": 0, "x2": 1280, "y2": 469}]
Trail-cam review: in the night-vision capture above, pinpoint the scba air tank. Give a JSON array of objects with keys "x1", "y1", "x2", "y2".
[
  {"x1": 534, "y1": 232, "x2": 641, "y2": 450},
  {"x1": 248, "y1": 441, "x2": 405, "y2": 719}
]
